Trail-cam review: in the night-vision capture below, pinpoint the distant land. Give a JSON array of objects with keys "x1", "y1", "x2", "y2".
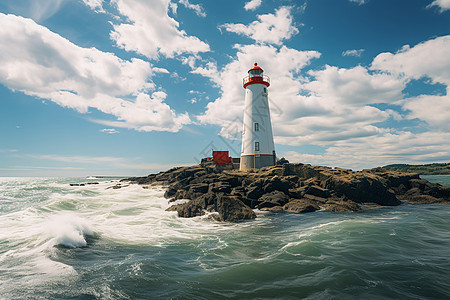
[{"x1": 382, "y1": 163, "x2": 450, "y2": 175}]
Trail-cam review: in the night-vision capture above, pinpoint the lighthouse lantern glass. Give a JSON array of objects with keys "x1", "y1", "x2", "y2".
[{"x1": 249, "y1": 69, "x2": 263, "y2": 77}]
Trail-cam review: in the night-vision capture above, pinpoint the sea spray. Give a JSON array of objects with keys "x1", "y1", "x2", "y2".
[{"x1": 46, "y1": 213, "x2": 94, "y2": 248}]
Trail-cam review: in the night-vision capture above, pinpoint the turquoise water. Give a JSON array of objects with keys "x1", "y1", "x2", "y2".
[{"x1": 0, "y1": 176, "x2": 449, "y2": 299}]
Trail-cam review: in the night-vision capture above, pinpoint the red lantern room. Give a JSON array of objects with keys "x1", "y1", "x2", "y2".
[{"x1": 243, "y1": 63, "x2": 270, "y2": 88}]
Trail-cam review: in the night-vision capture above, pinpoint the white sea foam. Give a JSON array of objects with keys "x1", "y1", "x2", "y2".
[{"x1": 46, "y1": 214, "x2": 93, "y2": 248}]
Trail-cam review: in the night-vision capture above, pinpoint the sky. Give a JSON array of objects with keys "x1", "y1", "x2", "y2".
[{"x1": 0, "y1": 0, "x2": 449, "y2": 177}]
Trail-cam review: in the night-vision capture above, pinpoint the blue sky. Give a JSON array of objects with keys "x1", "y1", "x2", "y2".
[{"x1": 0, "y1": 0, "x2": 449, "y2": 176}]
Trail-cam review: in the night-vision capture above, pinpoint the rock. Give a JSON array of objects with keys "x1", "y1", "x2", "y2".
[
  {"x1": 325, "y1": 174, "x2": 400, "y2": 206},
  {"x1": 215, "y1": 196, "x2": 256, "y2": 222},
  {"x1": 166, "y1": 198, "x2": 206, "y2": 218},
  {"x1": 256, "y1": 191, "x2": 289, "y2": 209},
  {"x1": 305, "y1": 185, "x2": 330, "y2": 198},
  {"x1": 208, "y1": 182, "x2": 232, "y2": 194},
  {"x1": 276, "y1": 157, "x2": 289, "y2": 165},
  {"x1": 303, "y1": 194, "x2": 327, "y2": 204},
  {"x1": 404, "y1": 195, "x2": 442, "y2": 204},
  {"x1": 288, "y1": 187, "x2": 304, "y2": 199},
  {"x1": 260, "y1": 206, "x2": 284, "y2": 213},
  {"x1": 123, "y1": 162, "x2": 449, "y2": 222},
  {"x1": 247, "y1": 185, "x2": 263, "y2": 199},
  {"x1": 262, "y1": 175, "x2": 290, "y2": 194},
  {"x1": 322, "y1": 197, "x2": 361, "y2": 212},
  {"x1": 164, "y1": 188, "x2": 177, "y2": 199},
  {"x1": 230, "y1": 186, "x2": 246, "y2": 197},
  {"x1": 217, "y1": 174, "x2": 240, "y2": 187},
  {"x1": 283, "y1": 199, "x2": 319, "y2": 213},
  {"x1": 189, "y1": 183, "x2": 209, "y2": 194}
]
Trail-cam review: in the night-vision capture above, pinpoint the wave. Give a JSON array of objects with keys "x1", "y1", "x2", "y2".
[{"x1": 46, "y1": 214, "x2": 94, "y2": 248}]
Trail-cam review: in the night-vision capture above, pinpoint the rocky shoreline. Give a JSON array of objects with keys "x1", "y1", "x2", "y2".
[{"x1": 122, "y1": 163, "x2": 450, "y2": 222}]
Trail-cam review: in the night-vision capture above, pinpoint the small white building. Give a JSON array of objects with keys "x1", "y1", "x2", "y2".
[{"x1": 240, "y1": 63, "x2": 276, "y2": 170}]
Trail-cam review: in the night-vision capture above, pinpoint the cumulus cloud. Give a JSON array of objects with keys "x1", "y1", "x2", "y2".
[
  {"x1": 244, "y1": 0, "x2": 262, "y2": 11},
  {"x1": 342, "y1": 49, "x2": 365, "y2": 57},
  {"x1": 178, "y1": 0, "x2": 206, "y2": 17},
  {"x1": 220, "y1": 6, "x2": 299, "y2": 45},
  {"x1": 372, "y1": 35, "x2": 450, "y2": 131},
  {"x1": 372, "y1": 35, "x2": 450, "y2": 86},
  {"x1": 0, "y1": 13, "x2": 190, "y2": 132},
  {"x1": 108, "y1": 0, "x2": 210, "y2": 59},
  {"x1": 283, "y1": 131, "x2": 450, "y2": 170},
  {"x1": 82, "y1": 0, "x2": 104, "y2": 12},
  {"x1": 427, "y1": 0, "x2": 450, "y2": 12},
  {"x1": 305, "y1": 65, "x2": 405, "y2": 106}
]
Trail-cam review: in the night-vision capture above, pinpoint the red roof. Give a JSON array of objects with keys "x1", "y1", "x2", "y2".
[{"x1": 248, "y1": 62, "x2": 263, "y2": 73}]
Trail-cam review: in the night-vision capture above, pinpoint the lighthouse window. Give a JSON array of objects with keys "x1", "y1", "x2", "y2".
[
  {"x1": 254, "y1": 122, "x2": 259, "y2": 132},
  {"x1": 263, "y1": 87, "x2": 267, "y2": 93},
  {"x1": 255, "y1": 142, "x2": 260, "y2": 151}
]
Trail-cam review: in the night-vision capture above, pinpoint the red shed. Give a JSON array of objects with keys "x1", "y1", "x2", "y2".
[{"x1": 213, "y1": 151, "x2": 232, "y2": 166}]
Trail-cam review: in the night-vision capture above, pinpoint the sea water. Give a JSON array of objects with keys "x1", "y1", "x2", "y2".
[{"x1": 0, "y1": 176, "x2": 449, "y2": 299}]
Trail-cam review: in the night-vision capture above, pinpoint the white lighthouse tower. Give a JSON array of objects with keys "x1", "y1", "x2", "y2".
[{"x1": 240, "y1": 63, "x2": 276, "y2": 170}]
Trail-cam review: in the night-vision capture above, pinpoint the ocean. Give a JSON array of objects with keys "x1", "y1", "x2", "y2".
[{"x1": 0, "y1": 175, "x2": 449, "y2": 299}]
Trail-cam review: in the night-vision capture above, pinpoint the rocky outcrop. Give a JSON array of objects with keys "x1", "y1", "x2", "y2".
[{"x1": 123, "y1": 163, "x2": 450, "y2": 222}]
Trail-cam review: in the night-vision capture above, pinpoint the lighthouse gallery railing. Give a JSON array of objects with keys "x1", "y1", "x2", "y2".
[{"x1": 242, "y1": 75, "x2": 270, "y2": 87}]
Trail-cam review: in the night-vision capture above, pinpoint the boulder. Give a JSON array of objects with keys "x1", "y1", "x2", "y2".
[
  {"x1": 256, "y1": 191, "x2": 289, "y2": 209},
  {"x1": 322, "y1": 197, "x2": 361, "y2": 212},
  {"x1": 215, "y1": 196, "x2": 256, "y2": 222},
  {"x1": 166, "y1": 198, "x2": 207, "y2": 218},
  {"x1": 208, "y1": 182, "x2": 232, "y2": 194},
  {"x1": 283, "y1": 199, "x2": 319, "y2": 213},
  {"x1": 247, "y1": 185, "x2": 263, "y2": 199},
  {"x1": 288, "y1": 187, "x2": 304, "y2": 199},
  {"x1": 260, "y1": 206, "x2": 284, "y2": 213},
  {"x1": 325, "y1": 175, "x2": 400, "y2": 206},
  {"x1": 262, "y1": 175, "x2": 290, "y2": 194},
  {"x1": 305, "y1": 185, "x2": 330, "y2": 198}
]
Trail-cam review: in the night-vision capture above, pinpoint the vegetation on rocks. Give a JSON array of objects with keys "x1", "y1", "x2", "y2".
[
  {"x1": 123, "y1": 163, "x2": 450, "y2": 222},
  {"x1": 382, "y1": 163, "x2": 450, "y2": 175}
]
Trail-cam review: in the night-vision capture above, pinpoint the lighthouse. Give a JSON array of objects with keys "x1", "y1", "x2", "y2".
[{"x1": 240, "y1": 63, "x2": 276, "y2": 170}]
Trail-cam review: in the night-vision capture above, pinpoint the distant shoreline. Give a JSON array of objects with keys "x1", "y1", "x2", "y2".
[{"x1": 382, "y1": 163, "x2": 450, "y2": 175}]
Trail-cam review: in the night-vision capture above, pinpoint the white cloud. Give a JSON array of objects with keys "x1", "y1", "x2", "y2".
[
  {"x1": 152, "y1": 67, "x2": 170, "y2": 74},
  {"x1": 100, "y1": 128, "x2": 120, "y2": 134},
  {"x1": 82, "y1": 0, "x2": 104, "y2": 12},
  {"x1": 178, "y1": 0, "x2": 206, "y2": 17},
  {"x1": 0, "y1": 149, "x2": 18, "y2": 153},
  {"x1": 305, "y1": 65, "x2": 405, "y2": 106},
  {"x1": 342, "y1": 49, "x2": 365, "y2": 57},
  {"x1": 109, "y1": 0, "x2": 210, "y2": 59},
  {"x1": 244, "y1": 0, "x2": 262, "y2": 11},
  {"x1": 427, "y1": 0, "x2": 450, "y2": 12},
  {"x1": 0, "y1": 13, "x2": 191, "y2": 132},
  {"x1": 371, "y1": 35, "x2": 450, "y2": 131},
  {"x1": 403, "y1": 94, "x2": 450, "y2": 130},
  {"x1": 283, "y1": 131, "x2": 450, "y2": 170},
  {"x1": 220, "y1": 6, "x2": 299, "y2": 46},
  {"x1": 1, "y1": 0, "x2": 65, "y2": 22},
  {"x1": 372, "y1": 35, "x2": 450, "y2": 86}
]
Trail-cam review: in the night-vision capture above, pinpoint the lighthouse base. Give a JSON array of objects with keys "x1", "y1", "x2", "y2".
[{"x1": 239, "y1": 154, "x2": 276, "y2": 170}]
